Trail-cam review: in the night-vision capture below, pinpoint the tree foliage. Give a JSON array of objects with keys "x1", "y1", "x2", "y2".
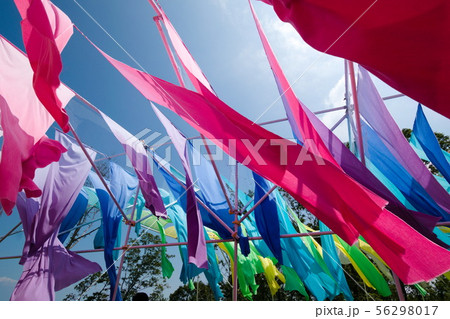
[{"x1": 64, "y1": 232, "x2": 170, "y2": 301}]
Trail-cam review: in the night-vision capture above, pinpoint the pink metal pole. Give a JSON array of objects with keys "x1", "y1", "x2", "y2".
[
  {"x1": 153, "y1": 15, "x2": 185, "y2": 87},
  {"x1": 69, "y1": 124, "x2": 129, "y2": 222},
  {"x1": 0, "y1": 222, "x2": 22, "y2": 244},
  {"x1": 348, "y1": 61, "x2": 366, "y2": 165},
  {"x1": 112, "y1": 186, "x2": 140, "y2": 301}
]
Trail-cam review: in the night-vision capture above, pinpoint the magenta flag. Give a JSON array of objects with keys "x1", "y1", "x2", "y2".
[
  {"x1": 14, "y1": 0, "x2": 73, "y2": 132},
  {"x1": 152, "y1": 3, "x2": 215, "y2": 96},
  {"x1": 249, "y1": 1, "x2": 444, "y2": 245},
  {"x1": 0, "y1": 35, "x2": 74, "y2": 215},
  {"x1": 99, "y1": 110, "x2": 167, "y2": 218},
  {"x1": 11, "y1": 132, "x2": 101, "y2": 300},
  {"x1": 258, "y1": 0, "x2": 450, "y2": 119},
  {"x1": 152, "y1": 103, "x2": 208, "y2": 269},
  {"x1": 85, "y1": 37, "x2": 450, "y2": 283},
  {"x1": 357, "y1": 66, "x2": 450, "y2": 216}
]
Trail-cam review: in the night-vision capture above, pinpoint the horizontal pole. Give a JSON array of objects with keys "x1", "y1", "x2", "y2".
[{"x1": 0, "y1": 230, "x2": 335, "y2": 260}]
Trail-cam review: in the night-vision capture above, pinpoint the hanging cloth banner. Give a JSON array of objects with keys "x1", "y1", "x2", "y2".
[
  {"x1": 89, "y1": 163, "x2": 138, "y2": 301},
  {"x1": 14, "y1": 0, "x2": 74, "y2": 132},
  {"x1": 258, "y1": 0, "x2": 450, "y2": 119},
  {"x1": 157, "y1": 221, "x2": 175, "y2": 278},
  {"x1": 11, "y1": 131, "x2": 101, "y2": 300},
  {"x1": 0, "y1": 35, "x2": 74, "y2": 215},
  {"x1": 357, "y1": 66, "x2": 450, "y2": 215},
  {"x1": 98, "y1": 109, "x2": 167, "y2": 218},
  {"x1": 361, "y1": 120, "x2": 449, "y2": 222},
  {"x1": 413, "y1": 105, "x2": 450, "y2": 183},
  {"x1": 81, "y1": 34, "x2": 450, "y2": 284},
  {"x1": 151, "y1": 2, "x2": 215, "y2": 96},
  {"x1": 58, "y1": 188, "x2": 89, "y2": 244},
  {"x1": 252, "y1": 173, "x2": 283, "y2": 264},
  {"x1": 249, "y1": 1, "x2": 443, "y2": 245},
  {"x1": 152, "y1": 103, "x2": 207, "y2": 269}
]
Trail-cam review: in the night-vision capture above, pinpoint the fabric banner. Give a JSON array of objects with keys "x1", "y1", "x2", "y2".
[
  {"x1": 14, "y1": 0, "x2": 74, "y2": 131},
  {"x1": 258, "y1": 0, "x2": 450, "y2": 119},
  {"x1": 0, "y1": 35, "x2": 74, "y2": 214},
  {"x1": 99, "y1": 109, "x2": 167, "y2": 218},
  {"x1": 361, "y1": 120, "x2": 449, "y2": 221},
  {"x1": 252, "y1": 173, "x2": 283, "y2": 264},
  {"x1": 58, "y1": 188, "x2": 89, "y2": 244},
  {"x1": 89, "y1": 163, "x2": 138, "y2": 301},
  {"x1": 82, "y1": 34, "x2": 450, "y2": 284},
  {"x1": 152, "y1": 104, "x2": 207, "y2": 269},
  {"x1": 11, "y1": 131, "x2": 101, "y2": 300},
  {"x1": 357, "y1": 66, "x2": 450, "y2": 215},
  {"x1": 413, "y1": 105, "x2": 450, "y2": 183},
  {"x1": 250, "y1": 1, "x2": 443, "y2": 245}
]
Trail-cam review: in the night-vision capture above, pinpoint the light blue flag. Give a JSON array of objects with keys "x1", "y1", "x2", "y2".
[
  {"x1": 319, "y1": 222, "x2": 353, "y2": 300},
  {"x1": 361, "y1": 121, "x2": 448, "y2": 221},
  {"x1": 89, "y1": 163, "x2": 138, "y2": 301}
]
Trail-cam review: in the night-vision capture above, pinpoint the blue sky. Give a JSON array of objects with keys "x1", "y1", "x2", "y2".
[{"x1": 0, "y1": 0, "x2": 449, "y2": 300}]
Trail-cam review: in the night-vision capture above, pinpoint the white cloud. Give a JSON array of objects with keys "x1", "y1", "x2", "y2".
[{"x1": 0, "y1": 277, "x2": 16, "y2": 286}]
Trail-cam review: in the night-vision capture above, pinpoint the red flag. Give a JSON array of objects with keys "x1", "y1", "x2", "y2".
[
  {"x1": 259, "y1": 0, "x2": 450, "y2": 119},
  {"x1": 14, "y1": 0, "x2": 74, "y2": 132}
]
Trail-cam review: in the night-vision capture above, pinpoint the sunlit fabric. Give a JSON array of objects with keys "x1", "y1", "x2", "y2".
[
  {"x1": 274, "y1": 190, "x2": 340, "y2": 300},
  {"x1": 58, "y1": 188, "x2": 89, "y2": 244},
  {"x1": 280, "y1": 265, "x2": 309, "y2": 299},
  {"x1": 0, "y1": 36, "x2": 73, "y2": 214},
  {"x1": 258, "y1": 255, "x2": 286, "y2": 296},
  {"x1": 357, "y1": 66, "x2": 450, "y2": 215},
  {"x1": 11, "y1": 132, "x2": 101, "y2": 300},
  {"x1": 152, "y1": 104, "x2": 207, "y2": 269},
  {"x1": 252, "y1": 173, "x2": 283, "y2": 264},
  {"x1": 86, "y1": 37, "x2": 450, "y2": 284},
  {"x1": 413, "y1": 105, "x2": 450, "y2": 183},
  {"x1": 334, "y1": 237, "x2": 391, "y2": 297},
  {"x1": 319, "y1": 222, "x2": 353, "y2": 301},
  {"x1": 258, "y1": 0, "x2": 450, "y2": 119},
  {"x1": 99, "y1": 109, "x2": 167, "y2": 218},
  {"x1": 89, "y1": 163, "x2": 138, "y2": 301},
  {"x1": 157, "y1": 221, "x2": 174, "y2": 278},
  {"x1": 14, "y1": 0, "x2": 73, "y2": 132},
  {"x1": 159, "y1": 189, "x2": 205, "y2": 284},
  {"x1": 249, "y1": 1, "x2": 443, "y2": 246},
  {"x1": 189, "y1": 143, "x2": 249, "y2": 255},
  {"x1": 152, "y1": 2, "x2": 215, "y2": 96},
  {"x1": 361, "y1": 121, "x2": 449, "y2": 222}
]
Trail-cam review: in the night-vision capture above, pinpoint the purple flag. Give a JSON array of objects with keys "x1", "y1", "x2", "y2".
[
  {"x1": 99, "y1": 110, "x2": 167, "y2": 218},
  {"x1": 11, "y1": 131, "x2": 101, "y2": 300},
  {"x1": 152, "y1": 103, "x2": 207, "y2": 269},
  {"x1": 357, "y1": 66, "x2": 450, "y2": 215}
]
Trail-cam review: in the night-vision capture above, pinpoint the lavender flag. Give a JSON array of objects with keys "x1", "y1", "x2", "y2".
[{"x1": 152, "y1": 103, "x2": 207, "y2": 269}]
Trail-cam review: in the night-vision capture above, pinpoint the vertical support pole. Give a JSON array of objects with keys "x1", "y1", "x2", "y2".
[
  {"x1": 393, "y1": 273, "x2": 406, "y2": 301},
  {"x1": 153, "y1": 15, "x2": 185, "y2": 87},
  {"x1": 348, "y1": 63, "x2": 406, "y2": 300},
  {"x1": 232, "y1": 163, "x2": 239, "y2": 301},
  {"x1": 347, "y1": 61, "x2": 366, "y2": 165},
  {"x1": 150, "y1": 11, "x2": 234, "y2": 212},
  {"x1": 344, "y1": 60, "x2": 354, "y2": 153},
  {"x1": 69, "y1": 124, "x2": 129, "y2": 222},
  {"x1": 112, "y1": 186, "x2": 140, "y2": 301}
]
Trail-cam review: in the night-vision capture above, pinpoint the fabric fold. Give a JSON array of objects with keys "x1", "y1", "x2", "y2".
[
  {"x1": 152, "y1": 103, "x2": 207, "y2": 269},
  {"x1": 258, "y1": 0, "x2": 450, "y2": 119},
  {"x1": 14, "y1": 0, "x2": 74, "y2": 132},
  {"x1": 11, "y1": 131, "x2": 101, "y2": 300}
]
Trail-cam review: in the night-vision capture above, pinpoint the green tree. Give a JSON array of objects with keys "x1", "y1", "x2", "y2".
[
  {"x1": 64, "y1": 232, "x2": 170, "y2": 301},
  {"x1": 169, "y1": 281, "x2": 216, "y2": 301}
]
